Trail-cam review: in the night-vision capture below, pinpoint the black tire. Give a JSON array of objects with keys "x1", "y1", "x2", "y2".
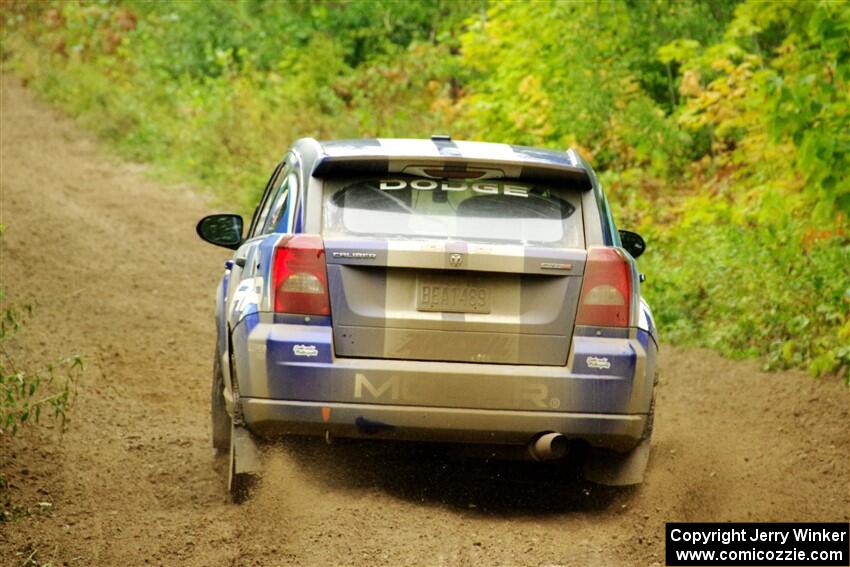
[
  {"x1": 642, "y1": 373, "x2": 658, "y2": 440},
  {"x1": 211, "y1": 345, "x2": 231, "y2": 454},
  {"x1": 643, "y1": 390, "x2": 656, "y2": 440}
]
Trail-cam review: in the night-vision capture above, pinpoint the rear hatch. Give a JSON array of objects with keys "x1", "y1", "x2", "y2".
[{"x1": 321, "y1": 174, "x2": 586, "y2": 365}]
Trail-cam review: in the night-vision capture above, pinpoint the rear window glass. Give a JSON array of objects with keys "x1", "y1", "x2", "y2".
[{"x1": 323, "y1": 175, "x2": 584, "y2": 247}]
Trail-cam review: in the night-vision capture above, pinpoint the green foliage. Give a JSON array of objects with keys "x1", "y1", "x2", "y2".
[
  {"x1": 642, "y1": 0, "x2": 850, "y2": 379},
  {"x1": 670, "y1": 0, "x2": 850, "y2": 221},
  {"x1": 0, "y1": 296, "x2": 82, "y2": 437},
  {"x1": 0, "y1": 221, "x2": 81, "y2": 437},
  {"x1": 642, "y1": 218, "x2": 850, "y2": 376},
  {"x1": 0, "y1": 281, "x2": 79, "y2": 528},
  {"x1": 1, "y1": 0, "x2": 846, "y2": 379},
  {"x1": 457, "y1": 0, "x2": 735, "y2": 176}
]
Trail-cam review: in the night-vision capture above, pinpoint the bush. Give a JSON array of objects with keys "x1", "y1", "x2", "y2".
[{"x1": 642, "y1": 221, "x2": 850, "y2": 378}]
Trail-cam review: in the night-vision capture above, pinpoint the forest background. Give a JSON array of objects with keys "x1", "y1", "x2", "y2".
[{"x1": 2, "y1": 0, "x2": 848, "y2": 380}]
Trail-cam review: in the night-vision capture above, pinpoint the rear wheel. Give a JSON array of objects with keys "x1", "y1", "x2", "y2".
[
  {"x1": 643, "y1": 386, "x2": 656, "y2": 440},
  {"x1": 211, "y1": 345, "x2": 231, "y2": 454}
]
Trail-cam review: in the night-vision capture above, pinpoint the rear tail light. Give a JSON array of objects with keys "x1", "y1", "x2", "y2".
[
  {"x1": 575, "y1": 247, "x2": 633, "y2": 327},
  {"x1": 272, "y1": 234, "x2": 330, "y2": 315}
]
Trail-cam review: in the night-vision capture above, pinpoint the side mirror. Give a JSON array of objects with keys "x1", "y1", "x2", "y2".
[
  {"x1": 196, "y1": 214, "x2": 244, "y2": 250},
  {"x1": 619, "y1": 230, "x2": 646, "y2": 259}
]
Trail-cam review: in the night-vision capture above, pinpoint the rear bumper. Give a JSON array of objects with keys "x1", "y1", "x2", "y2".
[
  {"x1": 231, "y1": 321, "x2": 657, "y2": 451},
  {"x1": 242, "y1": 398, "x2": 647, "y2": 452}
]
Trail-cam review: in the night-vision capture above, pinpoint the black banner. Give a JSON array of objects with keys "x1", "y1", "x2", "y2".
[{"x1": 666, "y1": 523, "x2": 849, "y2": 566}]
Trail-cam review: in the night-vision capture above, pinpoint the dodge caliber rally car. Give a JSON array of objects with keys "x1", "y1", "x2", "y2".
[{"x1": 196, "y1": 136, "x2": 658, "y2": 498}]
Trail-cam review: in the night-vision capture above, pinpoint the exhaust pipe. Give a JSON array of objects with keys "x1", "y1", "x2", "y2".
[{"x1": 529, "y1": 432, "x2": 568, "y2": 461}]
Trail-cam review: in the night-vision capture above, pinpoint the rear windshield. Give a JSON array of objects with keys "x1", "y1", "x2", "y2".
[{"x1": 322, "y1": 175, "x2": 584, "y2": 247}]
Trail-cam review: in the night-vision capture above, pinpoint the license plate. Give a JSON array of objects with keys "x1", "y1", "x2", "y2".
[{"x1": 416, "y1": 279, "x2": 491, "y2": 314}]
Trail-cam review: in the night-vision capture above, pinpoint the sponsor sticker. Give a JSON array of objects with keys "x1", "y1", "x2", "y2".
[
  {"x1": 292, "y1": 344, "x2": 319, "y2": 357},
  {"x1": 586, "y1": 356, "x2": 612, "y2": 370}
]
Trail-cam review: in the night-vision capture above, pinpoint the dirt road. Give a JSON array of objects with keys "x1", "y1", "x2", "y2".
[{"x1": 1, "y1": 74, "x2": 848, "y2": 567}]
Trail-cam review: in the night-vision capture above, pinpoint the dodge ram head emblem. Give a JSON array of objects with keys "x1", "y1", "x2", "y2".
[{"x1": 449, "y1": 253, "x2": 464, "y2": 267}]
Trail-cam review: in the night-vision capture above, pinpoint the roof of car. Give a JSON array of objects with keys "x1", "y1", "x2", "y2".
[
  {"x1": 309, "y1": 137, "x2": 592, "y2": 189},
  {"x1": 318, "y1": 137, "x2": 584, "y2": 167}
]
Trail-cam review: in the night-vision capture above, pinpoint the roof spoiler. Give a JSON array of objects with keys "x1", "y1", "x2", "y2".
[{"x1": 311, "y1": 155, "x2": 593, "y2": 191}]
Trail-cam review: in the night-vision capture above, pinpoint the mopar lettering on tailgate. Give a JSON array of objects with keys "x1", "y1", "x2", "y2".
[
  {"x1": 353, "y1": 373, "x2": 560, "y2": 409},
  {"x1": 354, "y1": 373, "x2": 403, "y2": 400}
]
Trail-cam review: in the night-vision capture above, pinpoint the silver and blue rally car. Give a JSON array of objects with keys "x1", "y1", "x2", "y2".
[{"x1": 196, "y1": 136, "x2": 658, "y2": 499}]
